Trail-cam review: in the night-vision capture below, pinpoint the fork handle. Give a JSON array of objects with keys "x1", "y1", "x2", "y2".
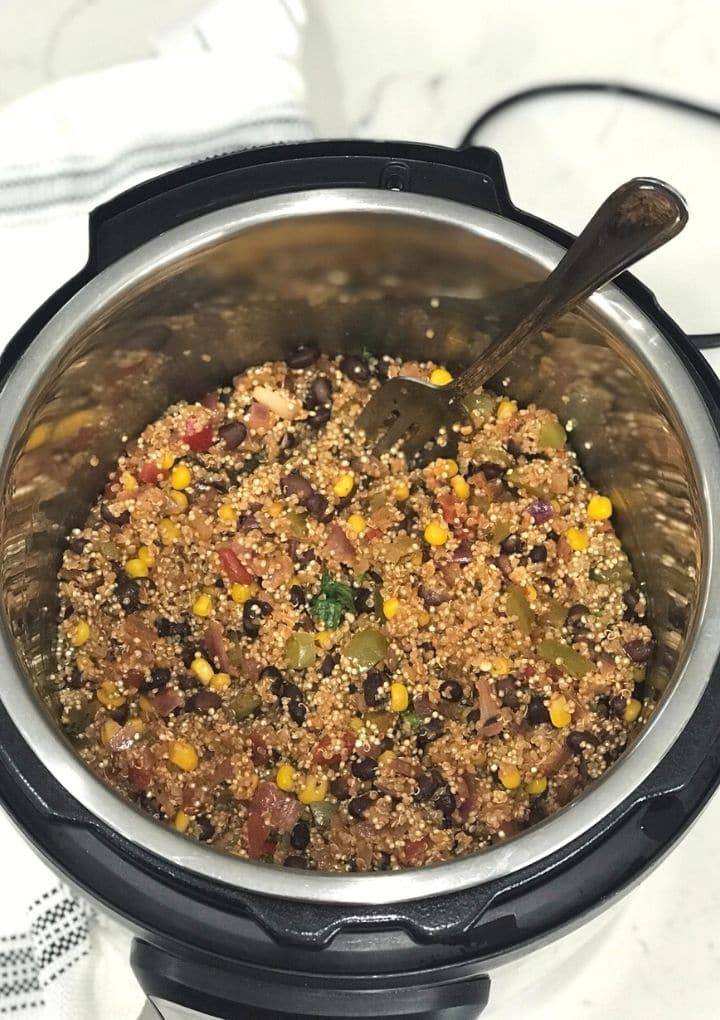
[{"x1": 453, "y1": 177, "x2": 688, "y2": 397}]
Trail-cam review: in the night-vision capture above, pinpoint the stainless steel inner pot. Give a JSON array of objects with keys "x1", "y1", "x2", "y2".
[{"x1": 1, "y1": 189, "x2": 719, "y2": 906}]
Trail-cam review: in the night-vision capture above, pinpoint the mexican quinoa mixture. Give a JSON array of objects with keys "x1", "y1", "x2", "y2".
[{"x1": 53, "y1": 348, "x2": 653, "y2": 872}]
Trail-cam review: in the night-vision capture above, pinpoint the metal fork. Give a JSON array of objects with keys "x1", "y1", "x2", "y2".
[{"x1": 356, "y1": 177, "x2": 688, "y2": 462}]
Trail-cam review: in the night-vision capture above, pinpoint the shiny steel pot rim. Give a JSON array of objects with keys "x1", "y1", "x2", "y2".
[{"x1": 1, "y1": 188, "x2": 718, "y2": 906}]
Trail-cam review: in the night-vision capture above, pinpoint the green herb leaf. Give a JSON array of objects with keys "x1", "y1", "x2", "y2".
[
  {"x1": 360, "y1": 346, "x2": 375, "y2": 362},
  {"x1": 309, "y1": 573, "x2": 355, "y2": 629},
  {"x1": 242, "y1": 450, "x2": 264, "y2": 474},
  {"x1": 402, "y1": 710, "x2": 422, "y2": 728}
]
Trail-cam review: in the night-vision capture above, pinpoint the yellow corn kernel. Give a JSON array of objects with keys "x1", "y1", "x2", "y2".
[
  {"x1": 124, "y1": 717, "x2": 145, "y2": 739},
  {"x1": 298, "y1": 776, "x2": 328, "y2": 804},
  {"x1": 633, "y1": 665, "x2": 647, "y2": 683},
  {"x1": 52, "y1": 409, "x2": 96, "y2": 441},
  {"x1": 438, "y1": 459, "x2": 459, "y2": 478},
  {"x1": 276, "y1": 763, "x2": 296, "y2": 791},
  {"x1": 192, "y1": 593, "x2": 213, "y2": 618},
  {"x1": 349, "y1": 717, "x2": 364, "y2": 734},
  {"x1": 120, "y1": 471, "x2": 138, "y2": 491},
  {"x1": 75, "y1": 653, "x2": 92, "y2": 672},
  {"x1": 26, "y1": 422, "x2": 52, "y2": 451},
  {"x1": 333, "y1": 472, "x2": 355, "y2": 499},
  {"x1": 210, "y1": 672, "x2": 231, "y2": 692},
  {"x1": 170, "y1": 464, "x2": 192, "y2": 490},
  {"x1": 191, "y1": 657, "x2": 215, "y2": 685},
  {"x1": 587, "y1": 494, "x2": 613, "y2": 521},
  {"x1": 624, "y1": 698, "x2": 643, "y2": 723},
  {"x1": 378, "y1": 750, "x2": 395, "y2": 766},
  {"x1": 174, "y1": 810, "x2": 191, "y2": 833},
  {"x1": 159, "y1": 518, "x2": 181, "y2": 545},
  {"x1": 390, "y1": 682, "x2": 409, "y2": 713},
  {"x1": 525, "y1": 583, "x2": 538, "y2": 602},
  {"x1": 429, "y1": 367, "x2": 453, "y2": 386},
  {"x1": 138, "y1": 695, "x2": 154, "y2": 714},
  {"x1": 169, "y1": 491, "x2": 189, "y2": 512},
  {"x1": 137, "y1": 545, "x2": 155, "y2": 567},
  {"x1": 101, "y1": 719, "x2": 121, "y2": 746},
  {"x1": 383, "y1": 597, "x2": 399, "y2": 620},
  {"x1": 70, "y1": 619, "x2": 91, "y2": 647},
  {"x1": 450, "y1": 475, "x2": 470, "y2": 500},
  {"x1": 217, "y1": 503, "x2": 237, "y2": 525},
  {"x1": 491, "y1": 657, "x2": 510, "y2": 677},
  {"x1": 347, "y1": 513, "x2": 366, "y2": 535},
  {"x1": 498, "y1": 764, "x2": 522, "y2": 790},
  {"x1": 97, "y1": 680, "x2": 125, "y2": 709},
  {"x1": 230, "y1": 582, "x2": 254, "y2": 604},
  {"x1": 393, "y1": 482, "x2": 410, "y2": 502},
  {"x1": 161, "y1": 450, "x2": 176, "y2": 471},
  {"x1": 424, "y1": 522, "x2": 449, "y2": 547},
  {"x1": 549, "y1": 694, "x2": 573, "y2": 729},
  {"x1": 168, "y1": 740, "x2": 198, "y2": 772},
  {"x1": 266, "y1": 500, "x2": 283, "y2": 519},
  {"x1": 497, "y1": 399, "x2": 518, "y2": 419},
  {"x1": 418, "y1": 610, "x2": 431, "y2": 627},
  {"x1": 566, "y1": 527, "x2": 590, "y2": 552},
  {"x1": 526, "y1": 775, "x2": 548, "y2": 796},
  {"x1": 125, "y1": 557, "x2": 149, "y2": 579},
  {"x1": 315, "y1": 630, "x2": 333, "y2": 650}
]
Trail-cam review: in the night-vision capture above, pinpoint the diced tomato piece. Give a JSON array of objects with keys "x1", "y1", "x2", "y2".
[
  {"x1": 249, "y1": 730, "x2": 269, "y2": 765},
  {"x1": 124, "y1": 669, "x2": 146, "y2": 690},
  {"x1": 139, "y1": 462, "x2": 160, "y2": 484},
  {"x1": 218, "y1": 547, "x2": 254, "y2": 584},
  {"x1": 183, "y1": 420, "x2": 214, "y2": 452},
  {"x1": 397, "y1": 836, "x2": 430, "y2": 865},
  {"x1": 312, "y1": 730, "x2": 355, "y2": 766},
  {"x1": 150, "y1": 688, "x2": 183, "y2": 717},
  {"x1": 364, "y1": 527, "x2": 383, "y2": 541},
  {"x1": 246, "y1": 805, "x2": 274, "y2": 859}
]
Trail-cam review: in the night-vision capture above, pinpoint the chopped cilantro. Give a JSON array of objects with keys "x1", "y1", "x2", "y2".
[
  {"x1": 402, "y1": 710, "x2": 422, "y2": 728},
  {"x1": 242, "y1": 450, "x2": 264, "y2": 474},
  {"x1": 310, "y1": 573, "x2": 355, "y2": 630}
]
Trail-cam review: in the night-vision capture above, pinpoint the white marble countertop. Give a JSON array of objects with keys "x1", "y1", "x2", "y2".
[{"x1": 1, "y1": 1, "x2": 719, "y2": 1017}]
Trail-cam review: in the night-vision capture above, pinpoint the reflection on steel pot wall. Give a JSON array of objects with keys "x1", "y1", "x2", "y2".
[{"x1": 0, "y1": 189, "x2": 718, "y2": 907}]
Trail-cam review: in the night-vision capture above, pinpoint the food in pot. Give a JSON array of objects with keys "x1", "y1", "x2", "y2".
[{"x1": 52, "y1": 349, "x2": 653, "y2": 871}]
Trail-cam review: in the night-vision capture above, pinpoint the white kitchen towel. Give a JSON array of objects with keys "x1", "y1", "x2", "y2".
[{"x1": 0, "y1": 2, "x2": 312, "y2": 1018}]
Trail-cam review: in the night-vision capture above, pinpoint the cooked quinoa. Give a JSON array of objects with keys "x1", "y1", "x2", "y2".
[{"x1": 53, "y1": 348, "x2": 653, "y2": 871}]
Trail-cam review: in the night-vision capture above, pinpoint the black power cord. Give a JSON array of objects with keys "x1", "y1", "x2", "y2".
[
  {"x1": 458, "y1": 80, "x2": 720, "y2": 149},
  {"x1": 458, "y1": 80, "x2": 720, "y2": 350}
]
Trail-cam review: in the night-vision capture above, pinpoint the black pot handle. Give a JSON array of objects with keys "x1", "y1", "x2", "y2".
[
  {"x1": 86, "y1": 140, "x2": 515, "y2": 271},
  {"x1": 688, "y1": 333, "x2": 720, "y2": 350},
  {"x1": 131, "y1": 938, "x2": 490, "y2": 1020}
]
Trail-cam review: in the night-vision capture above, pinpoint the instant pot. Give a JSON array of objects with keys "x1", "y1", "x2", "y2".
[{"x1": 1, "y1": 141, "x2": 720, "y2": 1020}]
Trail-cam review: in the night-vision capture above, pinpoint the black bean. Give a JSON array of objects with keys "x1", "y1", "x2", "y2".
[
  {"x1": 307, "y1": 405, "x2": 331, "y2": 429},
  {"x1": 453, "y1": 540, "x2": 473, "y2": 565},
  {"x1": 290, "y1": 820, "x2": 310, "y2": 850},
  {"x1": 505, "y1": 439, "x2": 523, "y2": 458},
  {"x1": 308, "y1": 375, "x2": 333, "y2": 407},
  {"x1": 139, "y1": 792, "x2": 162, "y2": 816},
  {"x1": 264, "y1": 667, "x2": 285, "y2": 693},
  {"x1": 528, "y1": 800, "x2": 547, "y2": 826},
  {"x1": 440, "y1": 679, "x2": 463, "y2": 702},
  {"x1": 622, "y1": 589, "x2": 640, "y2": 613},
  {"x1": 529, "y1": 544, "x2": 547, "y2": 563},
  {"x1": 108, "y1": 704, "x2": 130, "y2": 724},
  {"x1": 181, "y1": 645, "x2": 200, "y2": 669},
  {"x1": 196, "y1": 816, "x2": 215, "y2": 842},
  {"x1": 417, "y1": 584, "x2": 446, "y2": 608},
  {"x1": 353, "y1": 586, "x2": 373, "y2": 614},
  {"x1": 278, "y1": 430, "x2": 298, "y2": 461},
  {"x1": 281, "y1": 471, "x2": 313, "y2": 503},
  {"x1": 305, "y1": 491, "x2": 331, "y2": 521},
  {"x1": 348, "y1": 794, "x2": 373, "y2": 819},
  {"x1": 609, "y1": 695, "x2": 627, "y2": 718},
  {"x1": 624, "y1": 639, "x2": 653, "y2": 663},
  {"x1": 238, "y1": 512, "x2": 260, "y2": 532},
  {"x1": 285, "y1": 585, "x2": 305, "y2": 611},
  {"x1": 149, "y1": 666, "x2": 171, "y2": 689},
  {"x1": 297, "y1": 611, "x2": 316, "y2": 632},
  {"x1": 68, "y1": 537, "x2": 88, "y2": 554},
  {"x1": 155, "y1": 617, "x2": 191, "y2": 639},
  {"x1": 415, "y1": 771, "x2": 442, "y2": 802},
  {"x1": 351, "y1": 757, "x2": 377, "y2": 781},
  {"x1": 547, "y1": 529, "x2": 559, "y2": 542},
  {"x1": 496, "y1": 676, "x2": 520, "y2": 710},
  {"x1": 416, "y1": 718, "x2": 444, "y2": 750},
  {"x1": 243, "y1": 599, "x2": 271, "y2": 638},
  {"x1": 101, "y1": 503, "x2": 131, "y2": 527},
  {"x1": 363, "y1": 670, "x2": 384, "y2": 707},
  {"x1": 500, "y1": 533, "x2": 524, "y2": 555},
  {"x1": 526, "y1": 695, "x2": 550, "y2": 726},
  {"x1": 475, "y1": 461, "x2": 504, "y2": 480},
  {"x1": 566, "y1": 603, "x2": 590, "y2": 628},
  {"x1": 284, "y1": 855, "x2": 308, "y2": 869},
  {"x1": 177, "y1": 674, "x2": 198, "y2": 692},
  {"x1": 340, "y1": 355, "x2": 371, "y2": 384},
  {"x1": 289, "y1": 701, "x2": 307, "y2": 725},
  {"x1": 218, "y1": 421, "x2": 247, "y2": 449},
  {"x1": 434, "y1": 790, "x2": 456, "y2": 817},
  {"x1": 320, "y1": 653, "x2": 339, "y2": 678},
  {"x1": 115, "y1": 578, "x2": 141, "y2": 613},
  {"x1": 68, "y1": 668, "x2": 84, "y2": 689},
  {"x1": 330, "y1": 777, "x2": 350, "y2": 801},
  {"x1": 286, "y1": 344, "x2": 319, "y2": 369},
  {"x1": 466, "y1": 708, "x2": 481, "y2": 724},
  {"x1": 566, "y1": 730, "x2": 600, "y2": 754},
  {"x1": 187, "y1": 690, "x2": 222, "y2": 713},
  {"x1": 377, "y1": 851, "x2": 392, "y2": 870}
]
